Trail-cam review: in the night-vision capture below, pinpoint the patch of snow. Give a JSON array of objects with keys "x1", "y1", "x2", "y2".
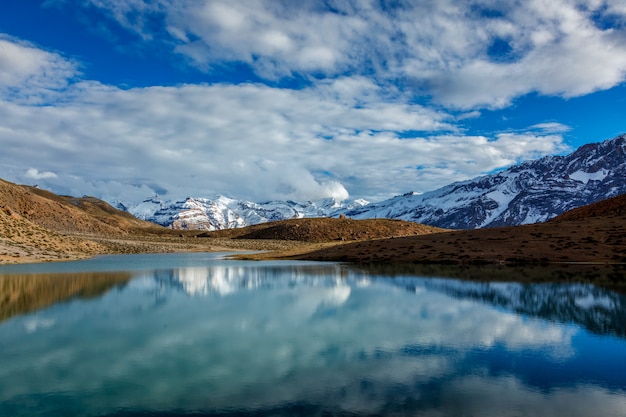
[{"x1": 569, "y1": 169, "x2": 608, "y2": 184}]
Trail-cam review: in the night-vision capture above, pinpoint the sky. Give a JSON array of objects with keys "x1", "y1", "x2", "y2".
[{"x1": 0, "y1": 0, "x2": 625, "y2": 204}]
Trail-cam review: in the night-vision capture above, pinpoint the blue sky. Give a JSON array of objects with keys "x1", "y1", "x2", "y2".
[{"x1": 0, "y1": 0, "x2": 625, "y2": 204}]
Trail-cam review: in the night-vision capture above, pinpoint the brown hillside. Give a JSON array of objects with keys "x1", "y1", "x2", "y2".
[
  {"x1": 0, "y1": 179, "x2": 158, "y2": 234},
  {"x1": 0, "y1": 178, "x2": 207, "y2": 264},
  {"x1": 199, "y1": 217, "x2": 447, "y2": 243},
  {"x1": 0, "y1": 203, "x2": 107, "y2": 263},
  {"x1": 0, "y1": 178, "x2": 302, "y2": 264},
  {"x1": 552, "y1": 193, "x2": 626, "y2": 221}
]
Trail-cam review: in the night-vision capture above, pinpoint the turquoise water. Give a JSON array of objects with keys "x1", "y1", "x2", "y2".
[{"x1": 1, "y1": 253, "x2": 626, "y2": 416}]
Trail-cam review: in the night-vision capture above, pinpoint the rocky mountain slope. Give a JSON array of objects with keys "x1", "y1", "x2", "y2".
[
  {"x1": 121, "y1": 195, "x2": 368, "y2": 231},
  {"x1": 342, "y1": 134, "x2": 626, "y2": 229}
]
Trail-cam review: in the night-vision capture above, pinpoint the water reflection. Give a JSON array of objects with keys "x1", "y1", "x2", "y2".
[
  {"x1": 0, "y1": 257, "x2": 625, "y2": 416},
  {"x1": 355, "y1": 263, "x2": 626, "y2": 339},
  {"x1": 158, "y1": 263, "x2": 349, "y2": 296},
  {"x1": 0, "y1": 271, "x2": 132, "y2": 322},
  {"x1": 156, "y1": 263, "x2": 626, "y2": 340}
]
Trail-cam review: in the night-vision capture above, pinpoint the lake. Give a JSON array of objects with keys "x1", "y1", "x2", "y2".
[{"x1": 1, "y1": 253, "x2": 626, "y2": 416}]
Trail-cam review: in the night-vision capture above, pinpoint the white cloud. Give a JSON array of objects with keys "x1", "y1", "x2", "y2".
[
  {"x1": 0, "y1": 74, "x2": 567, "y2": 203},
  {"x1": 164, "y1": 0, "x2": 365, "y2": 77},
  {"x1": 402, "y1": 0, "x2": 626, "y2": 108},
  {"x1": 25, "y1": 168, "x2": 58, "y2": 180},
  {"x1": 70, "y1": 0, "x2": 626, "y2": 109},
  {"x1": 0, "y1": 32, "x2": 569, "y2": 203},
  {"x1": 3, "y1": 9, "x2": 597, "y2": 205},
  {"x1": 0, "y1": 35, "x2": 78, "y2": 102},
  {"x1": 530, "y1": 122, "x2": 572, "y2": 133}
]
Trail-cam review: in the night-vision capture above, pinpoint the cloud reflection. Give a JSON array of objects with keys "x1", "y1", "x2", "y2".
[{"x1": 0, "y1": 263, "x2": 624, "y2": 416}]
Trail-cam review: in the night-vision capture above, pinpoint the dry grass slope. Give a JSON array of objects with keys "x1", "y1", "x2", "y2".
[
  {"x1": 551, "y1": 194, "x2": 626, "y2": 221},
  {"x1": 0, "y1": 179, "x2": 158, "y2": 235},
  {"x1": 0, "y1": 178, "x2": 219, "y2": 264},
  {"x1": 0, "y1": 204, "x2": 107, "y2": 263},
  {"x1": 200, "y1": 217, "x2": 447, "y2": 243}
]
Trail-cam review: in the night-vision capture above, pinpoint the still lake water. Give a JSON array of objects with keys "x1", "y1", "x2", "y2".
[{"x1": 1, "y1": 253, "x2": 626, "y2": 416}]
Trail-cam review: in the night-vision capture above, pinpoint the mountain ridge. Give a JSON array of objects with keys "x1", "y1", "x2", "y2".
[
  {"x1": 120, "y1": 134, "x2": 626, "y2": 231},
  {"x1": 342, "y1": 134, "x2": 626, "y2": 229},
  {"x1": 2, "y1": 175, "x2": 626, "y2": 269},
  {"x1": 122, "y1": 195, "x2": 369, "y2": 231}
]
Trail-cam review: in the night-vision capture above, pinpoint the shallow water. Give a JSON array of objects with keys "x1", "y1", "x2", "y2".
[{"x1": 1, "y1": 253, "x2": 625, "y2": 416}]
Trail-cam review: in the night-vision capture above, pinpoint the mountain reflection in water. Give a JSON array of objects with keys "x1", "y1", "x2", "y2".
[
  {"x1": 0, "y1": 254, "x2": 625, "y2": 417},
  {"x1": 0, "y1": 271, "x2": 132, "y2": 322}
]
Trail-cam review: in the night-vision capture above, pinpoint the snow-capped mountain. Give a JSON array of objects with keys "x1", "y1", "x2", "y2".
[
  {"x1": 120, "y1": 195, "x2": 369, "y2": 230},
  {"x1": 342, "y1": 134, "x2": 626, "y2": 229},
  {"x1": 119, "y1": 134, "x2": 626, "y2": 230}
]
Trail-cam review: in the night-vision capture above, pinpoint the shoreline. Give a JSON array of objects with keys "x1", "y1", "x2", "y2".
[
  {"x1": 0, "y1": 233, "x2": 322, "y2": 266},
  {"x1": 3, "y1": 229, "x2": 626, "y2": 268},
  {"x1": 2, "y1": 233, "x2": 625, "y2": 294}
]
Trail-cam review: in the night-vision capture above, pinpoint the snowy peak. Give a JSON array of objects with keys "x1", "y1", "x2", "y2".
[
  {"x1": 124, "y1": 195, "x2": 369, "y2": 230},
  {"x1": 343, "y1": 134, "x2": 626, "y2": 229}
]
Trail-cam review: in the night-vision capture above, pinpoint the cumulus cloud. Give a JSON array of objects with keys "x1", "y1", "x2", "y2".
[
  {"x1": 0, "y1": 35, "x2": 78, "y2": 102},
  {"x1": 25, "y1": 168, "x2": 58, "y2": 180},
  {"x1": 66, "y1": 0, "x2": 626, "y2": 108},
  {"x1": 0, "y1": 71, "x2": 567, "y2": 203},
  {"x1": 5, "y1": 0, "x2": 614, "y2": 204}
]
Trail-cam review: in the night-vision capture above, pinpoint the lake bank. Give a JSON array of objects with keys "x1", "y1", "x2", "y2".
[{"x1": 0, "y1": 231, "x2": 319, "y2": 265}]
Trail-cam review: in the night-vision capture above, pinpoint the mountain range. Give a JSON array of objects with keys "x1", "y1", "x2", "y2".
[
  {"x1": 120, "y1": 195, "x2": 369, "y2": 231},
  {"x1": 344, "y1": 134, "x2": 626, "y2": 229},
  {"x1": 122, "y1": 134, "x2": 626, "y2": 230},
  {"x1": 1, "y1": 173, "x2": 625, "y2": 267}
]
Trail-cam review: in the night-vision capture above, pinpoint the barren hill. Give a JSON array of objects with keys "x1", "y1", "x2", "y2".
[
  {"x1": 0, "y1": 201, "x2": 107, "y2": 263},
  {"x1": 0, "y1": 179, "x2": 214, "y2": 264},
  {"x1": 0, "y1": 179, "x2": 158, "y2": 235},
  {"x1": 198, "y1": 217, "x2": 446, "y2": 243}
]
